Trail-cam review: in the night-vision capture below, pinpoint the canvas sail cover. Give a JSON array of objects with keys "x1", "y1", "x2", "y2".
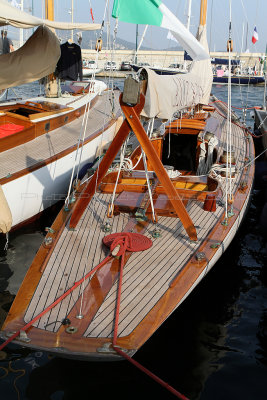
[
  {"x1": 141, "y1": 23, "x2": 213, "y2": 119},
  {"x1": 112, "y1": 0, "x2": 212, "y2": 119},
  {"x1": 0, "y1": 26, "x2": 61, "y2": 90},
  {"x1": 189, "y1": 24, "x2": 213, "y2": 105},
  {"x1": 140, "y1": 68, "x2": 204, "y2": 120},
  {"x1": 0, "y1": 0, "x2": 101, "y2": 30}
]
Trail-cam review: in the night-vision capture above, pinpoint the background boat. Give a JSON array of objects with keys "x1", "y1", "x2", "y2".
[
  {"x1": 212, "y1": 57, "x2": 265, "y2": 85},
  {"x1": 0, "y1": 1, "x2": 121, "y2": 234}
]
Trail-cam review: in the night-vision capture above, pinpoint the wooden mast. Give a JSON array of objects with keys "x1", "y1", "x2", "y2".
[
  {"x1": 44, "y1": 0, "x2": 58, "y2": 98},
  {"x1": 199, "y1": 0, "x2": 207, "y2": 26},
  {"x1": 45, "y1": 0, "x2": 54, "y2": 21}
]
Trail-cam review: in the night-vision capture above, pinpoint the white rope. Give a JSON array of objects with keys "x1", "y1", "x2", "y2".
[
  {"x1": 225, "y1": 0, "x2": 233, "y2": 221},
  {"x1": 196, "y1": 141, "x2": 206, "y2": 175},
  {"x1": 66, "y1": 0, "x2": 112, "y2": 318},
  {"x1": 109, "y1": 141, "x2": 128, "y2": 214},
  {"x1": 142, "y1": 149, "x2": 156, "y2": 221},
  {"x1": 4, "y1": 233, "x2": 9, "y2": 251},
  {"x1": 197, "y1": 135, "x2": 218, "y2": 175}
]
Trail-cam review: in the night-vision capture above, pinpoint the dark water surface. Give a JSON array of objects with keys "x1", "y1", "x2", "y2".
[{"x1": 0, "y1": 80, "x2": 267, "y2": 400}]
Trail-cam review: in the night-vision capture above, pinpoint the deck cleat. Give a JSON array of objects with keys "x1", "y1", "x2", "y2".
[
  {"x1": 135, "y1": 208, "x2": 148, "y2": 222},
  {"x1": 152, "y1": 228, "x2": 161, "y2": 238},
  {"x1": 102, "y1": 222, "x2": 112, "y2": 232}
]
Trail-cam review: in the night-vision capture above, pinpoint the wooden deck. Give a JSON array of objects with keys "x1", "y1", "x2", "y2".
[{"x1": 1, "y1": 99, "x2": 254, "y2": 359}]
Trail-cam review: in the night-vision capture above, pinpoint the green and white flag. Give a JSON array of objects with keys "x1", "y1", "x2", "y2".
[{"x1": 112, "y1": 0, "x2": 209, "y2": 61}]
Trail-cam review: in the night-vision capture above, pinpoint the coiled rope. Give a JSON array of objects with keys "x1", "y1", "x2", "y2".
[{"x1": 103, "y1": 233, "x2": 189, "y2": 400}]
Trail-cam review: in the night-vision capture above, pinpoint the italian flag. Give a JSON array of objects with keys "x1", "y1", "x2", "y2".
[{"x1": 112, "y1": 0, "x2": 209, "y2": 61}]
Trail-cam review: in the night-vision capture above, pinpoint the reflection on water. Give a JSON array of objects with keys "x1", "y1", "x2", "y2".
[{"x1": 0, "y1": 83, "x2": 267, "y2": 400}]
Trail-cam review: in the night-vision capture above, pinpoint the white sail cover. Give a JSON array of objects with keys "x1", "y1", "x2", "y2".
[
  {"x1": 0, "y1": 25, "x2": 61, "y2": 90},
  {"x1": 140, "y1": 22, "x2": 213, "y2": 119},
  {"x1": 189, "y1": 24, "x2": 213, "y2": 105},
  {"x1": 140, "y1": 68, "x2": 204, "y2": 120},
  {"x1": 0, "y1": 0, "x2": 101, "y2": 30}
]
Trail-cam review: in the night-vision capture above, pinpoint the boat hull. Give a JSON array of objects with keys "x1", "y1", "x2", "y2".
[
  {"x1": 1, "y1": 122, "x2": 118, "y2": 229},
  {"x1": 213, "y1": 75, "x2": 265, "y2": 85},
  {"x1": 0, "y1": 98, "x2": 255, "y2": 361},
  {"x1": 0, "y1": 86, "x2": 122, "y2": 230}
]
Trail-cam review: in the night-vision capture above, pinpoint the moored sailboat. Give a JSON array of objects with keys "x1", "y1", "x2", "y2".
[
  {"x1": 0, "y1": 0, "x2": 255, "y2": 397},
  {"x1": 0, "y1": 0, "x2": 121, "y2": 235}
]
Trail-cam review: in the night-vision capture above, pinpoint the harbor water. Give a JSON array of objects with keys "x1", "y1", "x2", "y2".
[{"x1": 0, "y1": 79, "x2": 267, "y2": 400}]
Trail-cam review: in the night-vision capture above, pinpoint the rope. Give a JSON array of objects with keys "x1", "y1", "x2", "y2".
[
  {"x1": 209, "y1": 99, "x2": 261, "y2": 111},
  {"x1": 102, "y1": 233, "x2": 189, "y2": 400},
  {"x1": 0, "y1": 230, "x2": 188, "y2": 398},
  {"x1": 141, "y1": 149, "x2": 156, "y2": 222},
  {"x1": 0, "y1": 254, "x2": 112, "y2": 351},
  {"x1": 4, "y1": 232, "x2": 9, "y2": 251},
  {"x1": 108, "y1": 140, "x2": 128, "y2": 215}
]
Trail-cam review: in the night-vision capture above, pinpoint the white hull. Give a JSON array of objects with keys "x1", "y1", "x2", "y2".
[
  {"x1": 0, "y1": 80, "x2": 121, "y2": 230},
  {"x1": 1, "y1": 122, "x2": 117, "y2": 228}
]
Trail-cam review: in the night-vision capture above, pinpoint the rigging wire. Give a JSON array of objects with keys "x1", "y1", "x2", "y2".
[
  {"x1": 77, "y1": 0, "x2": 120, "y2": 316},
  {"x1": 65, "y1": 0, "x2": 110, "y2": 207},
  {"x1": 225, "y1": 0, "x2": 233, "y2": 222}
]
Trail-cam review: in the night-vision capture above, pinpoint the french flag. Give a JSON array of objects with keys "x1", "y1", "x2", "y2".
[{"x1": 252, "y1": 26, "x2": 258, "y2": 44}]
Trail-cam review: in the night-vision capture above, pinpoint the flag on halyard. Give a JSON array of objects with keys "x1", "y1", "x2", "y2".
[
  {"x1": 112, "y1": 0, "x2": 209, "y2": 61},
  {"x1": 252, "y1": 26, "x2": 258, "y2": 44}
]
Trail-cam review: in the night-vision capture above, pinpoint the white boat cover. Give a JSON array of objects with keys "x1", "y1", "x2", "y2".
[
  {"x1": 141, "y1": 67, "x2": 204, "y2": 120},
  {"x1": 0, "y1": 25, "x2": 61, "y2": 90},
  {"x1": 0, "y1": 0, "x2": 101, "y2": 30},
  {"x1": 189, "y1": 24, "x2": 213, "y2": 105},
  {"x1": 141, "y1": 24, "x2": 213, "y2": 120}
]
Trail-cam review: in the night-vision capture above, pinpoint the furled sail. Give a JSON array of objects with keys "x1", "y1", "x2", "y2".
[
  {"x1": 0, "y1": 0, "x2": 101, "y2": 30},
  {"x1": 0, "y1": 26, "x2": 61, "y2": 90}
]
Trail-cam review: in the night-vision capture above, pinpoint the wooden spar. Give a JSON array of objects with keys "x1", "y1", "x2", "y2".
[
  {"x1": 121, "y1": 100, "x2": 197, "y2": 241},
  {"x1": 70, "y1": 94, "x2": 197, "y2": 240},
  {"x1": 69, "y1": 95, "x2": 145, "y2": 229},
  {"x1": 45, "y1": 0, "x2": 54, "y2": 20},
  {"x1": 199, "y1": 0, "x2": 207, "y2": 26}
]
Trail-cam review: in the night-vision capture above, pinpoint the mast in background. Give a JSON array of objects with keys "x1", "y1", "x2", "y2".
[
  {"x1": 199, "y1": 0, "x2": 207, "y2": 26},
  {"x1": 245, "y1": 22, "x2": 248, "y2": 51},
  {"x1": 44, "y1": 0, "x2": 58, "y2": 98},
  {"x1": 45, "y1": 0, "x2": 54, "y2": 20},
  {"x1": 135, "y1": 24, "x2": 138, "y2": 64},
  {"x1": 71, "y1": 0, "x2": 74, "y2": 42},
  {"x1": 186, "y1": 0, "x2": 192, "y2": 30}
]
